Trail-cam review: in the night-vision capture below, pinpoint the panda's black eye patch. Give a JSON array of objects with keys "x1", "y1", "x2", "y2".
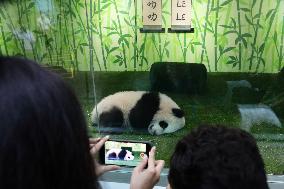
[
  {"x1": 159, "y1": 121, "x2": 168, "y2": 129},
  {"x1": 172, "y1": 108, "x2": 184, "y2": 118}
]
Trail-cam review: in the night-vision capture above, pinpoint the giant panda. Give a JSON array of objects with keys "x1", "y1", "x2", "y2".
[
  {"x1": 106, "y1": 149, "x2": 134, "y2": 161},
  {"x1": 91, "y1": 91, "x2": 185, "y2": 135}
]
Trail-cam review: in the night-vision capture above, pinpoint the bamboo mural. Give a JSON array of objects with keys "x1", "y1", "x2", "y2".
[
  {"x1": 0, "y1": 9, "x2": 9, "y2": 56},
  {"x1": 96, "y1": 0, "x2": 108, "y2": 70},
  {"x1": 199, "y1": 0, "x2": 211, "y2": 70},
  {"x1": 0, "y1": 0, "x2": 283, "y2": 73},
  {"x1": 192, "y1": 1, "x2": 210, "y2": 71},
  {"x1": 277, "y1": 16, "x2": 284, "y2": 70},
  {"x1": 139, "y1": 34, "x2": 149, "y2": 69},
  {"x1": 112, "y1": 0, "x2": 128, "y2": 69},
  {"x1": 248, "y1": 0, "x2": 263, "y2": 71},
  {"x1": 255, "y1": 0, "x2": 281, "y2": 72}
]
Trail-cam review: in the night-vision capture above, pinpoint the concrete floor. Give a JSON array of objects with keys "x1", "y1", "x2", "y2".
[{"x1": 99, "y1": 168, "x2": 284, "y2": 189}]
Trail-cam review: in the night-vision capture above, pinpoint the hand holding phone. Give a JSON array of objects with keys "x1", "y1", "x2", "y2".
[
  {"x1": 89, "y1": 136, "x2": 120, "y2": 176},
  {"x1": 130, "y1": 147, "x2": 165, "y2": 189}
]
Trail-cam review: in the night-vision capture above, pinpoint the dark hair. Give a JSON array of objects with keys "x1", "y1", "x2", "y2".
[
  {"x1": 0, "y1": 57, "x2": 99, "y2": 189},
  {"x1": 168, "y1": 125, "x2": 268, "y2": 189}
]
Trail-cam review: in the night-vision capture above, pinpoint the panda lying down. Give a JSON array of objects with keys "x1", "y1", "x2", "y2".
[
  {"x1": 106, "y1": 149, "x2": 134, "y2": 161},
  {"x1": 91, "y1": 91, "x2": 185, "y2": 135}
]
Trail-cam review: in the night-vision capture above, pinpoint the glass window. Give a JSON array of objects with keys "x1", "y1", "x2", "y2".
[{"x1": 0, "y1": 0, "x2": 283, "y2": 174}]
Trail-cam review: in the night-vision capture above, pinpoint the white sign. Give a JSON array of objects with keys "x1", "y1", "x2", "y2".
[
  {"x1": 171, "y1": 0, "x2": 192, "y2": 30},
  {"x1": 143, "y1": 0, "x2": 162, "y2": 29}
]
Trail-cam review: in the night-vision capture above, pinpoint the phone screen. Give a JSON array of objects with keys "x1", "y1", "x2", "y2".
[{"x1": 103, "y1": 140, "x2": 149, "y2": 167}]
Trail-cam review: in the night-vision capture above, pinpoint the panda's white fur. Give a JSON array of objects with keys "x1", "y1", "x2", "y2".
[
  {"x1": 91, "y1": 91, "x2": 185, "y2": 135},
  {"x1": 148, "y1": 93, "x2": 185, "y2": 135},
  {"x1": 106, "y1": 148, "x2": 134, "y2": 161},
  {"x1": 92, "y1": 91, "x2": 145, "y2": 126}
]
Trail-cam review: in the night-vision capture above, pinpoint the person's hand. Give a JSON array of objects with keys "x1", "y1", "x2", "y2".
[
  {"x1": 166, "y1": 184, "x2": 172, "y2": 189},
  {"x1": 89, "y1": 136, "x2": 120, "y2": 177},
  {"x1": 130, "y1": 147, "x2": 165, "y2": 189}
]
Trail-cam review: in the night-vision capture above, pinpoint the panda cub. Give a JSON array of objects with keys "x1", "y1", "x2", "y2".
[
  {"x1": 106, "y1": 149, "x2": 134, "y2": 161},
  {"x1": 91, "y1": 91, "x2": 185, "y2": 135}
]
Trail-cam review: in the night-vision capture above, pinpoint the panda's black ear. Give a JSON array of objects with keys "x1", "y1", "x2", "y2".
[
  {"x1": 172, "y1": 108, "x2": 184, "y2": 118},
  {"x1": 118, "y1": 149, "x2": 127, "y2": 159}
]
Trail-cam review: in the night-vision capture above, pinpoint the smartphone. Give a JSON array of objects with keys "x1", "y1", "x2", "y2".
[{"x1": 99, "y1": 139, "x2": 152, "y2": 167}]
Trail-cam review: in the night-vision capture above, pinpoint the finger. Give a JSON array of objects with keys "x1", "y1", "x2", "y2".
[
  {"x1": 148, "y1": 146, "x2": 156, "y2": 169},
  {"x1": 134, "y1": 156, "x2": 148, "y2": 172},
  {"x1": 154, "y1": 160, "x2": 161, "y2": 165},
  {"x1": 155, "y1": 160, "x2": 165, "y2": 174},
  {"x1": 94, "y1": 135, "x2": 109, "y2": 151},
  {"x1": 90, "y1": 145, "x2": 98, "y2": 156},
  {"x1": 89, "y1": 143, "x2": 96, "y2": 148},
  {"x1": 89, "y1": 138, "x2": 101, "y2": 144}
]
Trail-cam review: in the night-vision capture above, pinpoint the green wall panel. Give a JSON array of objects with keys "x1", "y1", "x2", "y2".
[{"x1": 0, "y1": 0, "x2": 283, "y2": 72}]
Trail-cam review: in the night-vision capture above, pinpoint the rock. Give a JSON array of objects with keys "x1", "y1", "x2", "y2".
[
  {"x1": 238, "y1": 104, "x2": 282, "y2": 131},
  {"x1": 224, "y1": 80, "x2": 264, "y2": 104},
  {"x1": 232, "y1": 87, "x2": 265, "y2": 104},
  {"x1": 150, "y1": 62, "x2": 207, "y2": 94},
  {"x1": 261, "y1": 68, "x2": 284, "y2": 117}
]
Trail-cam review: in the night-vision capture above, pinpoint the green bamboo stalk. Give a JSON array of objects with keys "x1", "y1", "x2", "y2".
[
  {"x1": 113, "y1": 0, "x2": 127, "y2": 69},
  {"x1": 214, "y1": 0, "x2": 220, "y2": 71},
  {"x1": 84, "y1": 0, "x2": 97, "y2": 103},
  {"x1": 177, "y1": 34, "x2": 183, "y2": 59},
  {"x1": 49, "y1": 0, "x2": 60, "y2": 65},
  {"x1": 159, "y1": 34, "x2": 162, "y2": 61},
  {"x1": 69, "y1": 0, "x2": 79, "y2": 71},
  {"x1": 126, "y1": 9, "x2": 138, "y2": 70},
  {"x1": 71, "y1": 0, "x2": 87, "y2": 32},
  {"x1": 249, "y1": 0, "x2": 264, "y2": 70},
  {"x1": 280, "y1": 16, "x2": 284, "y2": 70},
  {"x1": 89, "y1": 0, "x2": 95, "y2": 73},
  {"x1": 15, "y1": 1, "x2": 27, "y2": 57},
  {"x1": 62, "y1": 2, "x2": 75, "y2": 68},
  {"x1": 219, "y1": 1, "x2": 233, "y2": 71},
  {"x1": 0, "y1": 16, "x2": 9, "y2": 55},
  {"x1": 2, "y1": 4, "x2": 22, "y2": 54},
  {"x1": 139, "y1": 34, "x2": 148, "y2": 69},
  {"x1": 34, "y1": 4, "x2": 54, "y2": 65},
  {"x1": 236, "y1": 0, "x2": 242, "y2": 70},
  {"x1": 45, "y1": 34, "x2": 54, "y2": 65},
  {"x1": 256, "y1": 0, "x2": 281, "y2": 72},
  {"x1": 183, "y1": 33, "x2": 187, "y2": 62},
  {"x1": 59, "y1": 0, "x2": 64, "y2": 66},
  {"x1": 84, "y1": 0, "x2": 93, "y2": 71},
  {"x1": 0, "y1": 14, "x2": 3, "y2": 55},
  {"x1": 249, "y1": 2, "x2": 256, "y2": 35},
  {"x1": 71, "y1": 0, "x2": 101, "y2": 71},
  {"x1": 81, "y1": 0, "x2": 102, "y2": 71},
  {"x1": 23, "y1": 0, "x2": 38, "y2": 61},
  {"x1": 196, "y1": 0, "x2": 211, "y2": 71},
  {"x1": 51, "y1": 26, "x2": 60, "y2": 66},
  {"x1": 134, "y1": 0, "x2": 138, "y2": 70},
  {"x1": 152, "y1": 34, "x2": 160, "y2": 60},
  {"x1": 177, "y1": 33, "x2": 187, "y2": 62},
  {"x1": 98, "y1": 0, "x2": 107, "y2": 70}
]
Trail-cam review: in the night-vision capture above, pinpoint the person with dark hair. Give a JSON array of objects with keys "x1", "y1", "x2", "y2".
[
  {"x1": 0, "y1": 56, "x2": 164, "y2": 189},
  {"x1": 167, "y1": 125, "x2": 269, "y2": 189}
]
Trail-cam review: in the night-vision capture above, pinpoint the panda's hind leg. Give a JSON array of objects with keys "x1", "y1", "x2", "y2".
[
  {"x1": 108, "y1": 152, "x2": 118, "y2": 159},
  {"x1": 99, "y1": 106, "x2": 124, "y2": 128}
]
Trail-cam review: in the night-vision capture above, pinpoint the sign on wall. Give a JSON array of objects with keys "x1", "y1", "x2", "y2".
[
  {"x1": 142, "y1": 0, "x2": 162, "y2": 30},
  {"x1": 171, "y1": 0, "x2": 192, "y2": 30}
]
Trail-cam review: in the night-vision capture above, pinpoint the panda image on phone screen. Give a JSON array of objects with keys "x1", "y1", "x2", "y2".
[{"x1": 106, "y1": 148, "x2": 134, "y2": 161}]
